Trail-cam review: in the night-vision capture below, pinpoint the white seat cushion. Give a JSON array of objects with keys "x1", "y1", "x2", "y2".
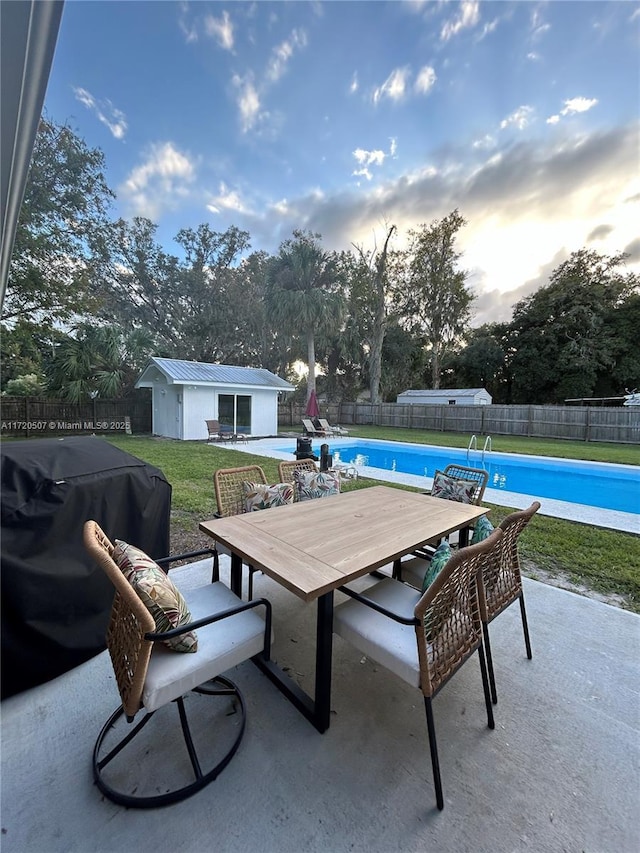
[
  {"x1": 334, "y1": 579, "x2": 422, "y2": 689},
  {"x1": 143, "y1": 582, "x2": 269, "y2": 712}
]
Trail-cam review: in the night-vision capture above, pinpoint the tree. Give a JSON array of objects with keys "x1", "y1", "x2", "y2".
[
  {"x1": 453, "y1": 324, "x2": 507, "y2": 401},
  {"x1": 509, "y1": 249, "x2": 638, "y2": 402},
  {"x1": 394, "y1": 209, "x2": 474, "y2": 389},
  {"x1": 265, "y1": 230, "x2": 344, "y2": 401},
  {"x1": 2, "y1": 374, "x2": 45, "y2": 396},
  {"x1": 100, "y1": 220, "x2": 259, "y2": 363},
  {"x1": 378, "y1": 321, "x2": 427, "y2": 402},
  {"x1": 350, "y1": 225, "x2": 397, "y2": 404},
  {"x1": 2, "y1": 116, "x2": 114, "y2": 325},
  {"x1": 46, "y1": 324, "x2": 155, "y2": 402}
]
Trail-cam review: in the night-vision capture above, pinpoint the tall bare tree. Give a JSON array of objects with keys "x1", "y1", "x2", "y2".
[
  {"x1": 351, "y1": 224, "x2": 397, "y2": 404},
  {"x1": 395, "y1": 209, "x2": 474, "y2": 389}
]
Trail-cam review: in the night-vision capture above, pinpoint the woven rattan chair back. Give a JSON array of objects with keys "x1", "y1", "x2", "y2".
[
  {"x1": 83, "y1": 520, "x2": 154, "y2": 720},
  {"x1": 278, "y1": 459, "x2": 318, "y2": 484},
  {"x1": 480, "y1": 501, "x2": 540, "y2": 623},
  {"x1": 414, "y1": 528, "x2": 504, "y2": 699},
  {"x1": 442, "y1": 464, "x2": 489, "y2": 505},
  {"x1": 214, "y1": 465, "x2": 267, "y2": 517}
]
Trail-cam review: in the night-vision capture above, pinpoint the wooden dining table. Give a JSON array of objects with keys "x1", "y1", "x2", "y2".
[{"x1": 199, "y1": 485, "x2": 489, "y2": 733}]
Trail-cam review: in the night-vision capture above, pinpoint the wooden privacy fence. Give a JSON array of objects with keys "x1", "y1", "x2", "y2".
[
  {"x1": 1, "y1": 395, "x2": 152, "y2": 437},
  {"x1": 278, "y1": 401, "x2": 640, "y2": 445}
]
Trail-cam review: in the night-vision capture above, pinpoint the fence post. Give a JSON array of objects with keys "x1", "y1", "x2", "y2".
[
  {"x1": 527, "y1": 405, "x2": 533, "y2": 438},
  {"x1": 585, "y1": 406, "x2": 591, "y2": 442}
]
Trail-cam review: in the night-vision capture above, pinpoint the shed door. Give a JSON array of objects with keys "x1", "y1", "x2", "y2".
[{"x1": 219, "y1": 394, "x2": 251, "y2": 434}]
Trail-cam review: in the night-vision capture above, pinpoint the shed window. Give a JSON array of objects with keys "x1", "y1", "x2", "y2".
[
  {"x1": 448, "y1": 400, "x2": 456, "y2": 405},
  {"x1": 219, "y1": 394, "x2": 251, "y2": 434}
]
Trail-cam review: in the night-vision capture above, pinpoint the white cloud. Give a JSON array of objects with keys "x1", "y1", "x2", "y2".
[
  {"x1": 500, "y1": 105, "x2": 534, "y2": 130},
  {"x1": 390, "y1": 137, "x2": 398, "y2": 157},
  {"x1": 440, "y1": 0, "x2": 480, "y2": 41},
  {"x1": 73, "y1": 87, "x2": 127, "y2": 139},
  {"x1": 562, "y1": 97, "x2": 599, "y2": 115},
  {"x1": 530, "y1": 8, "x2": 551, "y2": 40},
  {"x1": 473, "y1": 134, "x2": 497, "y2": 150},
  {"x1": 349, "y1": 72, "x2": 359, "y2": 94},
  {"x1": 415, "y1": 66, "x2": 437, "y2": 95},
  {"x1": 204, "y1": 10, "x2": 234, "y2": 50},
  {"x1": 477, "y1": 18, "x2": 499, "y2": 40},
  {"x1": 547, "y1": 96, "x2": 598, "y2": 125},
  {"x1": 267, "y1": 28, "x2": 307, "y2": 83},
  {"x1": 352, "y1": 148, "x2": 385, "y2": 182},
  {"x1": 232, "y1": 74, "x2": 264, "y2": 133},
  {"x1": 178, "y1": 1, "x2": 198, "y2": 43},
  {"x1": 207, "y1": 182, "x2": 251, "y2": 215},
  {"x1": 353, "y1": 148, "x2": 386, "y2": 167},
  {"x1": 373, "y1": 67, "x2": 410, "y2": 104},
  {"x1": 120, "y1": 142, "x2": 195, "y2": 219}
]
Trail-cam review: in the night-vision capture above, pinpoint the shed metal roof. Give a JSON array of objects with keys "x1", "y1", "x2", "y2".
[
  {"x1": 136, "y1": 358, "x2": 294, "y2": 390},
  {"x1": 398, "y1": 388, "x2": 488, "y2": 397}
]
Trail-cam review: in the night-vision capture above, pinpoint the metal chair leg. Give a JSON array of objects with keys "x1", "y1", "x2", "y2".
[
  {"x1": 423, "y1": 696, "x2": 444, "y2": 810},
  {"x1": 93, "y1": 676, "x2": 246, "y2": 808},
  {"x1": 477, "y1": 644, "x2": 495, "y2": 730},
  {"x1": 519, "y1": 592, "x2": 533, "y2": 659},
  {"x1": 482, "y1": 622, "x2": 498, "y2": 705}
]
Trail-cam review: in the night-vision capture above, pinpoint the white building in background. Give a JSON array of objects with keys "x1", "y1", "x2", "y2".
[
  {"x1": 136, "y1": 357, "x2": 294, "y2": 441},
  {"x1": 396, "y1": 388, "x2": 492, "y2": 406}
]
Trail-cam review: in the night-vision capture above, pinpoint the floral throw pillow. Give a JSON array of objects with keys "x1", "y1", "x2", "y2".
[
  {"x1": 431, "y1": 471, "x2": 476, "y2": 504},
  {"x1": 113, "y1": 540, "x2": 198, "y2": 653},
  {"x1": 421, "y1": 541, "x2": 452, "y2": 594},
  {"x1": 243, "y1": 481, "x2": 294, "y2": 512},
  {"x1": 293, "y1": 470, "x2": 341, "y2": 502},
  {"x1": 471, "y1": 514, "x2": 494, "y2": 544}
]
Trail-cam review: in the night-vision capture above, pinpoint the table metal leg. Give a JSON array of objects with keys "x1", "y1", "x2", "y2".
[
  {"x1": 254, "y1": 591, "x2": 334, "y2": 734},
  {"x1": 459, "y1": 525, "x2": 471, "y2": 548},
  {"x1": 230, "y1": 552, "x2": 243, "y2": 598}
]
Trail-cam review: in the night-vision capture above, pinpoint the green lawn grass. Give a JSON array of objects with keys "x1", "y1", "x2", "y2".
[{"x1": 106, "y1": 435, "x2": 640, "y2": 612}]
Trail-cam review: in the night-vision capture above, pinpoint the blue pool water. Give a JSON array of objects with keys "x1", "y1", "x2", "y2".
[{"x1": 279, "y1": 440, "x2": 640, "y2": 514}]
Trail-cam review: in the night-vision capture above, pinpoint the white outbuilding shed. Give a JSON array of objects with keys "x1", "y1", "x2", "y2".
[
  {"x1": 396, "y1": 388, "x2": 492, "y2": 406},
  {"x1": 135, "y1": 357, "x2": 294, "y2": 441}
]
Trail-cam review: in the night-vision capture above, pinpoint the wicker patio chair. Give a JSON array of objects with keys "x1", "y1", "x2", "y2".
[
  {"x1": 439, "y1": 463, "x2": 489, "y2": 505},
  {"x1": 478, "y1": 501, "x2": 540, "y2": 704},
  {"x1": 334, "y1": 529, "x2": 503, "y2": 810},
  {"x1": 83, "y1": 520, "x2": 272, "y2": 808},
  {"x1": 213, "y1": 465, "x2": 268, "y2": 598},
  {"x1": 278, "y1": 458, "x2": 318, "y2": 494},
  {"x1": 389, "y1": 464, "x2": 490, "y2": 582}
]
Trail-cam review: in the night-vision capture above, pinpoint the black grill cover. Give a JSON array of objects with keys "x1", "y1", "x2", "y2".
[{"x1": 1, "y1": 436, "x2": 172, "y2": 699}]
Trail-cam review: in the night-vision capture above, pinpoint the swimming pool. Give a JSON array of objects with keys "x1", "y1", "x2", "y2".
[{"x1": 277, "y1": 440, "x2": 640, "y2": 515}]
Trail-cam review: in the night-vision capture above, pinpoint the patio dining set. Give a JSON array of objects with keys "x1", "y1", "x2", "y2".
[{"x1": 83, "y1": 456, "x2": 540, "y2": 812}]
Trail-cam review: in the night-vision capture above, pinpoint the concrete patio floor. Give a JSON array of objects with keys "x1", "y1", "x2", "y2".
[{"x1": 1, "y1": 556, "x2": 639, "y2": 853}]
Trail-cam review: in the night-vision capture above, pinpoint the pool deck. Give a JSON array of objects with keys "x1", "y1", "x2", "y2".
[{"x1": 228, "y1": 437, "x2": 639, "y2": 534}]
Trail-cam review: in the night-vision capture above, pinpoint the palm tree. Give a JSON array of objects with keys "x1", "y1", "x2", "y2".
[
  {"x1": 47, "y1": 324, "x2": 154, "y2": 401},
  {"x1": 265, "y1": 230, "x2": 344, "y2": 401}
]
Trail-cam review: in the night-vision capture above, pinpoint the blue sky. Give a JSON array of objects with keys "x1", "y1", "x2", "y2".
[{"x1": 44, "y1": 1, "x2": 639, "y2": 325}]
